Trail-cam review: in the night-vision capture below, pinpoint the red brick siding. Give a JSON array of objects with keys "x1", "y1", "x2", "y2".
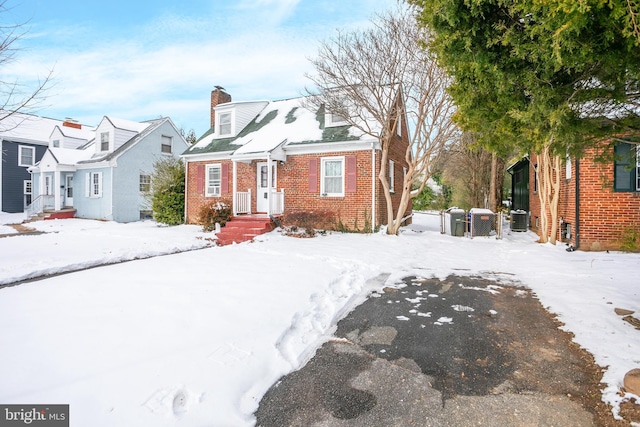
[
  {"x1": 186, "y1": 147, "x2": 412, "y2": 231},
  {"x1": 529, "y1": 145, "x2": 640, "y2": 251},
  {"x1": 577, "y1": 146, "x2": 640, "y2": 251}
]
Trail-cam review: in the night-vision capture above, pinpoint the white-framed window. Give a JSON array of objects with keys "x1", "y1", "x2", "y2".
[
  {"x1": 18, "y1": 145, "x2": 35, "y2": 167},
  {"x1": 24, "y1": 180, "x2": 32, "y2": 195},
  {"x1": 100, "y1": 132, "x2": 109, "y2": 151},
  {"x1": 86, "y1": 172, "x2": 103, "y2": 198},
  {"x1": 389, "y1": 160, "x2": 395, "y2": 193},
  {"x1": 565, "y1": 155, "x2": 572, "y2": 180},
  {"x1": 321, "y1": 156, "x2": 344, "y2": 197},
  {"x1": 52, "y1": 139, "x2": 60, "y2": 148},
  {"x1": 161, "y1": 135, "x2": 172, "y2": 154},
  {"x1": 218, "y1": 112, "x2": 232, "y2": 136},
  {"x1": 206, "y1": 164, "x2": 221, "y2": 197},
  {"x1": 396, "y1": 116, "x2": 402, "y2": 137},
  {"x1": 139, "y1": 174, "x2": 151, "y2": 192}
]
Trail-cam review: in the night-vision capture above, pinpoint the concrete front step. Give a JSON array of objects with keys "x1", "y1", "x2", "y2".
[
  {"x1": 27, "y1": 209, "x2": 76, "y2": 222},
  {"x1": 216, "y1": 216, "x2": 275, "y2": 246}
]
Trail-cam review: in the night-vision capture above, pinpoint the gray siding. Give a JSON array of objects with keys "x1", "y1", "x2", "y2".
[{"x1": 1, "y1": 140, "x2": 47, "y2": 212}]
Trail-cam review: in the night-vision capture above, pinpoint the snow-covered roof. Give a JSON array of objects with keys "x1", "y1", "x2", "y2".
[
  {"x1": 52, "y1": 123, "x2": 96, "y2": 141},
  {"x1": 183, "y1": 95, "x2": 378, "y2": 158},
  {"x1": 48, "y1": 147, "x2": 94, "y2": 165},
  {"x1": 0, "y1": 111, "x2": 65, "y2": 145},
  {"x1": 232, "y1": 98, "x2": 323, "y2": 156},
  {"x1": 104, "y1": 116, "x2": 151, "y2": 133}
]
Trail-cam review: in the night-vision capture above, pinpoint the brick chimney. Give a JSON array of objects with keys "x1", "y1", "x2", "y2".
[
  {"x1": 62, "y1": 119, "x2": 82, "y2": 129},
  {"x1": 211, "y1": 86, "x2": 231, "y2": 129}
]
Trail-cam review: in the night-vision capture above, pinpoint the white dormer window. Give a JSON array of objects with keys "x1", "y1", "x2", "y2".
[
  {"x1": 325, "y1": 111, "x2": 348, "y2": 128},
  {"x1": 100, "y1": 132, "x2": 109, "y2": 151},
  {"x1": 53, "y1": 139, "x2": 60, "y2": 148},
  {"x1": 218, "y1": 112, "x2": 232, "y2": 136}
]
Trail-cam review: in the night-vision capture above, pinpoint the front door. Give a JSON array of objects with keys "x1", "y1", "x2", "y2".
[
  {"x1": 256, "y1": 162, "x2": 276, "y2": 213},
  {"x1": 65, "y1": 175, "x2": 74, "y2": 207}
]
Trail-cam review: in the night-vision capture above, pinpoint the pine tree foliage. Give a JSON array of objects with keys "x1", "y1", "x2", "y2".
[{"x1": 409, "y1": 0, "x2": 640, "y2": 243}]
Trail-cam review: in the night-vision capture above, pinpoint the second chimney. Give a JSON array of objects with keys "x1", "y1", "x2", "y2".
[{"x1": 211, "y1": 86, "x2": 232, "y2": 129}]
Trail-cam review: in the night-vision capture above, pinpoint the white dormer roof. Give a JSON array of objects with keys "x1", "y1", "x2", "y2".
[
  {"x1": 107, "y1": 117, "x2": 151, "y2": 133},
  {"x1": 213, "y1": 100, "x2": 269, "y2": 138}
]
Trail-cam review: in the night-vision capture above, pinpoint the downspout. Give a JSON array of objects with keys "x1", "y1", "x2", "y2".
[
  {"x1": 266, "y1": 153, "x2": 272, "y2": 216},
  {"x1": 371, "y1": 142, "x2": 376, "y2": 232},
  {"x1": 232, "y1": 160, "x2": 238, "y2": 216},
  {"x1": 183, "y1": 159, "x2": 189, "y2": 223},
  {"x1": 574, "y1": 158, "x2": 580, "y2": 250}
]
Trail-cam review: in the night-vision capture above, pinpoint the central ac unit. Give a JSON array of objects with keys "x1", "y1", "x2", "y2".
[{"x1": 510, "y1": 210, "x2": 528, "y2": 232}]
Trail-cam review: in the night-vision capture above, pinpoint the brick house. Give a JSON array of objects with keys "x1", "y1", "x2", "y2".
[
  {"x1": 182, "y1": 88, "x2": 412, "y2": 234},
  {"x1": 511, "y1": 139, "x2": 640, "y2": 251}
]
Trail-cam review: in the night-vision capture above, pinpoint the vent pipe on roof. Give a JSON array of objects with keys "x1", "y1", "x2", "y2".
[{"x1": 211, "y1": 86, "x2": 232, "y2": 129}]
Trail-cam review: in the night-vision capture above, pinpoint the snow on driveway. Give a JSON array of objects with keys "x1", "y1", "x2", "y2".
[{"x1": 0, "y1": 213, "x2": 638, "y2": 426}]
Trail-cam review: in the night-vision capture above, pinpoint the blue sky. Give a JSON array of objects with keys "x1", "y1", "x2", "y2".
[{"x1": 5, "y1": 0, "x2": 397, "y2": 137}]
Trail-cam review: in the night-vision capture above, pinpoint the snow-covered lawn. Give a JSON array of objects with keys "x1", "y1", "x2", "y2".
[{"x1": 0, "y1": 212, "x2": 638, "y2": 426}]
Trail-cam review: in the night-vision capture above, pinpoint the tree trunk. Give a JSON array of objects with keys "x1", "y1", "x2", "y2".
[
  {"x1": 548, "y1": 154, "x2": 561, "y2": 245},
  {"x1": 536, "y1": 146, "x2": 561, "y2": 245},
  {"x1": 489, "y1": 152, "x2": 498, "y2": 211}
]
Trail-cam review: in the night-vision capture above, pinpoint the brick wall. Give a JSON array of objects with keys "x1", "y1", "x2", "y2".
[
  {"x1": 529, "y1": 145, "x2": 640, "y2": 251},
  {"x1": 577, "y1": 145, "x2": 640, "y2": 251},
  {"x1": 186, "y1": 146, "x2": 413, "y2": 231}
]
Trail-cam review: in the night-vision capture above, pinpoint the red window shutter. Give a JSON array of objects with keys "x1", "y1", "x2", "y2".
[
  {"x1": 196, "y1": 165, "x2": 204, "y2": 194},
  {"x1": 221, "y1": 163, "x2": 229, "y2": 194},
  {"x1": 308, "y1": 158, "x2": 318, "y2": 192},
  {"x1": 346, "y1": 155, "x2": 357, "y2": 193}
]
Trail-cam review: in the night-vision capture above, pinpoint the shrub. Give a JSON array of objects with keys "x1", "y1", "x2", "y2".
[
  {"x1": 282, "y1": 210, "x2": 336, "y2": 237},
  {"x1": 197, "y1": 199, "x2": 233, "y2": 232},
  {"x1": 620, "y1": 227, "x2": 640, "y2": 252},
  {"x1": 334, "y1": 208, "x2": 373, "y2": 233},
  {"x1": 149, "y1": 157, "x2": 185, "y2": 225}
]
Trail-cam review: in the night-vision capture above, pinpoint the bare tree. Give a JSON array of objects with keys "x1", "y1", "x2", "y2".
[
  {"x1": 438, "y1": 133, "x2": 493, "y2": 210},
  {"x1": 0, "y1": 0, "x2": 52, "y2": 127},
  {"x1": 306, "y1": 6, "x2": 459, "y2": 234}
]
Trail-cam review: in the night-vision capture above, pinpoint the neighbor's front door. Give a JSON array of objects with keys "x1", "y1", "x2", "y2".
[
  {"x1": 256, "y1": 162, "x2": 276, "y2": 213},
  {"x1": 65, "y1": 175, "x2": 74, "y2": 207}
]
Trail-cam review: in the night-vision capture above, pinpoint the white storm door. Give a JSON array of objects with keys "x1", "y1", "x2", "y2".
[
  {"x1": 256, "y1": 162, "x2": 276, "y2": 213},
  {"x1": 65, "y1": 175, "x2": 74, "y2": 206}
]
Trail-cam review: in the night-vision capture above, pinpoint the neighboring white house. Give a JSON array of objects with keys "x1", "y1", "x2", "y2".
[{"x1": 29, "y1": 116, "x2": 188, "y2": 222}]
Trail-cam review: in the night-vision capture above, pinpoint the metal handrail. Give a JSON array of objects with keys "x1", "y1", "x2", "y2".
[{"x1": 25, "y1": 195, "x2": 54, "y2": 217}]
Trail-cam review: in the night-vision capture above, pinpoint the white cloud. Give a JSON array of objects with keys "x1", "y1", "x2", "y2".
[{"x1": 3, "y1": 0, "x2": 398, "y2": 135}]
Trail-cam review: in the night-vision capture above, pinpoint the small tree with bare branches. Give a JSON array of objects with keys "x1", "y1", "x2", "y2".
[
  {"x1": 306, "y1": 6, "x2": 459, "y2": 235},
  {"x1": 0, "y1": 1, "x2": 52, "y2": 126}
]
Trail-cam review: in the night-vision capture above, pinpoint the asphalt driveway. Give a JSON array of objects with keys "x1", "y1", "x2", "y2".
[{"x1": 255, "y1": 275, "x2": 614, "y2": 426}]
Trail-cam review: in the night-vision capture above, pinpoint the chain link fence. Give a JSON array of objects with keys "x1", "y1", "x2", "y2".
[{"x1": 440, "y1": 209, "x2": 504, "y2": 239}]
